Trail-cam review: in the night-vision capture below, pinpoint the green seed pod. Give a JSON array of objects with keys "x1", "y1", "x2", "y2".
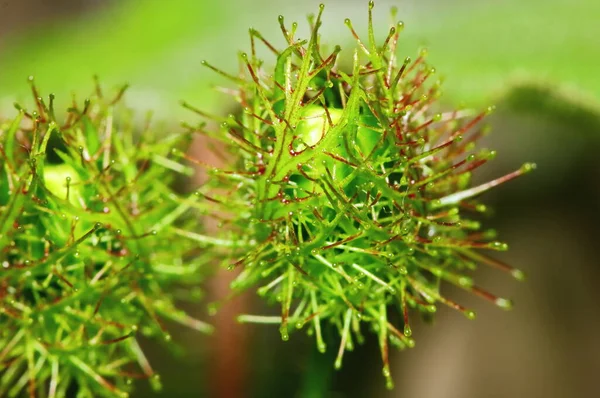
[
  {"x1": 0, "y1": 81, "x2": 212, "y2": 397},
  {"x1": 185, "y1": 2, "x2": 534, "y2": 388}
]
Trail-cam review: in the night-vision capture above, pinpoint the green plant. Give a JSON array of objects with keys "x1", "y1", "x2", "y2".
[
  {"x1": 0, "y1": 80, "x2": 211, "y2": 397},
  {"x1": 181, "y1": 2, "x2": 535, "y2": 388}
]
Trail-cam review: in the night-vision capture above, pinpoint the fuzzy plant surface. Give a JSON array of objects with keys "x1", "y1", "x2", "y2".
[
  {"x1": 179, "y1": 2, "x2": 535, "y2": 388},
  {"x1": 0, "y1": 80, "x2": 212, "y2": 397}
]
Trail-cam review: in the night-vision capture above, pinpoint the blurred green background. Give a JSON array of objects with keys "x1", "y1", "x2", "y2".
[{"x1": 1, "y1": 1, "x2": 599, "y2": 397}]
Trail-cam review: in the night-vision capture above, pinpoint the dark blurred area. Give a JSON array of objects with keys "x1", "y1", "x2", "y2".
[
  {"x1": 0, "y1": 0, "x2": 104, "y2": 38},
  {"x1": 1, "y1": 1, "x2": 599, "y2": 397}
]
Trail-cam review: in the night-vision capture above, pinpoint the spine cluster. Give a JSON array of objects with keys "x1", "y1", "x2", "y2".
[
  {"x1": 182, "y1": 2, "x2": 533, "y2": 388},
  {"x1": 0, "y1": 80, "x2": 211, "y2": 397}
]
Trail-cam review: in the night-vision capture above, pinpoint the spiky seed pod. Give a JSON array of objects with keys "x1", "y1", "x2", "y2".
[
  {"x1": 0, "y1": 80, "x2": 212, "y2": 398},
  {"x1": 182, "y1": 2, "x2": 534, "y2": 388}
]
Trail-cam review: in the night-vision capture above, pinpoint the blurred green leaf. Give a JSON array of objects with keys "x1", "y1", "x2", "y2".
[{"x1": 0, "y1": 0, "x2": 597, "y2": 115}]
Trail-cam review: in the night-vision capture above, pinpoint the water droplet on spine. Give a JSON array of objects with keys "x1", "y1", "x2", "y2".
[
  {"x1": 521, "y1": 162, "x2": 537, "y2": 173},
  {"x1": 207, "y1": 303, "x2": 218, "y2": 316},
  {"x1": 512, "y1": 269, "x2": 526, "y2": 281},
  {"x1": 382, "y1": 366, "x2": 391, "y2": 378},
  {"x1": 318, "y1": 341, "x2": 326, "y2": 353},
  {"x1": 331, "y1": 354, "x2": 344, "y2": 370},
  {"x1": 490, "y1": 241, "x2": 508, "y2": 251},
  {"x1": 280, "y1": 326, "x2": 289, "y2": 341},
  {"x1": 456, "y1": 276, "x2": 471, "y2": 287},
  {"x1": 495, "y1": 297, "x2": 513, "y2": 310},
  {"x1": 150, "y1": 374, "x2": 162, "y2": 391}
]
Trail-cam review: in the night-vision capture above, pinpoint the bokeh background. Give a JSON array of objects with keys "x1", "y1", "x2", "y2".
[{"x1": 1, "y1": 1, "x2": 599, "y2": 397}]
